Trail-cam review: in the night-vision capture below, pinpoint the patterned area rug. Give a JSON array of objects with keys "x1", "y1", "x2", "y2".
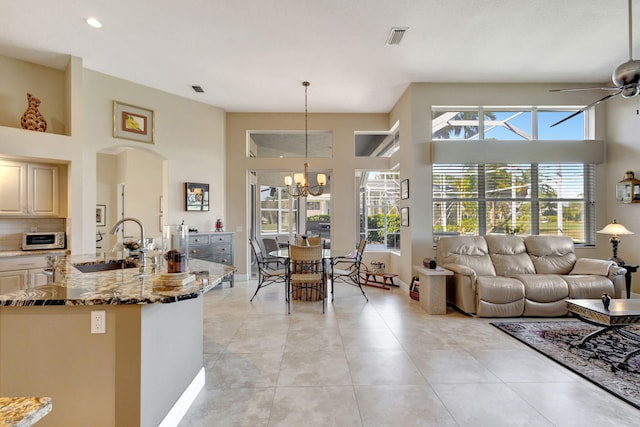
[{"x1": 492, "y1": 321, "x2": 640, "y2": 410}]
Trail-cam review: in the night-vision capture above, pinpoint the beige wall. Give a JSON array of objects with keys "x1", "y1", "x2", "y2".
[
  {"x1": 0, "y1": 55, "x2": 226, "y2": 255},
  {"x1": 605, "y1": 95, "x2": 640, "y2": 292},
  {"x1": 387, "y1": 83, "x2": 612, "y2": 284},
  {"x1": 226, "y1": 113, "x2": 390, "y2": 276}
]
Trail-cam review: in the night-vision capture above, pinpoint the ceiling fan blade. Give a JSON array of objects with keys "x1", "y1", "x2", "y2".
[
  {"x1": 550, "y1": 92, "x2": 621, "y2": 127},
  {"x1": 549, "y1": 87, "x2": 621, "y2": 92}
]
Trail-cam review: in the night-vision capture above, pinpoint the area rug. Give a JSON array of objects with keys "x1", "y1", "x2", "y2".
[{"x1": 491, "y1": 321, "x2": 640, "y2": 410}]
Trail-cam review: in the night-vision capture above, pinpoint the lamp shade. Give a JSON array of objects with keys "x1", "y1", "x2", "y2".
[
  {"x1": 597, "y1": 220, "x2": 634, "y2": 236},
  {"x1": 317, "y1": 173, "x2": 327, "y2": 186},
  {"x1": 284, "y1": 175, "x2": 293, "y2": 186}
]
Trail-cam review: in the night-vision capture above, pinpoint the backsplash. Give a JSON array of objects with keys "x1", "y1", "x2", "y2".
[{"x1": 0, "y1": 218, "x2": 66, "y2": 251}]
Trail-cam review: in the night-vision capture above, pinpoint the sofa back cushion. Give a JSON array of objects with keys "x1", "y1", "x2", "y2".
[
  {"x1": 436, "y1": 236, "x2": 496, "y2": 276},
  {"x1": 485, "y1": 234, "x2": 535, "y2": 276},
  {"x1": 524, "y1": 235, "x2": 576, "y2": 274}
]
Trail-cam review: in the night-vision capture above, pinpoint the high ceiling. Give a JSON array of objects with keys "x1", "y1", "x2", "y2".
[{"x1": 0, "y1": 0, "x2": 633, "y2": 113}]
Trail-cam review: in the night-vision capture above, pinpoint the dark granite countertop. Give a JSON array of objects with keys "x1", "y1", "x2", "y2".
[{"x1": 0, "y1": 253, "x2": 235, "y2": 306}]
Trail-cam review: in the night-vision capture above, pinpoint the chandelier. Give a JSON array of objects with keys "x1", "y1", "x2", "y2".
[{"x1": 284, "y1": 81, "x2": 326, "y2": 198}]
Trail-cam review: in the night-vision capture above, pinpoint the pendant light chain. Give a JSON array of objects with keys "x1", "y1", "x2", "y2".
[{"x1": 304, "y1": 81, "x2": 309, "y2": 160}]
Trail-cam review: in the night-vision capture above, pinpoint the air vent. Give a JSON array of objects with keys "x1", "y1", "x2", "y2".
[
  {"x1": 191, "y1": 85, "x2": 205, "y2": 93},
  {"x1": 386, "y1": 27, "x2": 409, "y2": 45}
]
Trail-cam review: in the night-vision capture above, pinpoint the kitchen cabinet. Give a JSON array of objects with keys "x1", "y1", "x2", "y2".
[
  {"x1": 0, "y1": 256, "x2": 48, "y2": 293},
  {"x1": 189, "y1": 232, "x2": 234, "y2": 286},
  {"x1": 0, "y1": 270, "x2": 28, "y2": 294},
  {"x1": 0, "y1": 160, "x2": 59, "y2": 217}
]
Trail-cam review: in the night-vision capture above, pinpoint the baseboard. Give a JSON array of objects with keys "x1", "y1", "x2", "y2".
[{"x1": 158, "y1": 367, "x2": 205, "y2": 427}]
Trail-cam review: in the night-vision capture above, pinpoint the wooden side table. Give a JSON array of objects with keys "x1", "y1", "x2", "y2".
[
  {"x1": 413, "y1": 265, "x2": 453, "y2": 315},
  {"x1": 621, "y1": 263, "x2": 638, "y2": 299}
]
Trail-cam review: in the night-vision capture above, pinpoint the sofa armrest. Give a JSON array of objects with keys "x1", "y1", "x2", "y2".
[
  {"x1": 441, "y1": 263, "x2": 478, "y2": 290},
  {"x1": 608, "y1": 264, "x2": 627, "y2": 278},
  {"x1": 570, "y1": 258, "x2": 619, "y2": 276},
  {"x1": 441, "y1": 263, "x2": 476, "y2": 277}
]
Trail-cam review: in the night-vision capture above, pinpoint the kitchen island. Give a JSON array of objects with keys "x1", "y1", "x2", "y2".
[{"x1": 0, "y1": 254, "x2": 235, "y2": 427}]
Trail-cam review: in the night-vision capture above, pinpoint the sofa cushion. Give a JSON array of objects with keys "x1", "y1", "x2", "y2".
[
  {"x1": 524, "y1": 236, "x2": 576, "y2": 274},
  {"x1": 437, "y1": 236, "x2": 496, "y2": 276},
  {"x1": 513, "y1": 274, "x2": 568, "y2": 302},
  {"x1": 562, "y1": 275, "x2": 615, "y2": 299},
  {"x1": 476, "y1": 276, "x2": 524, "y2": 304},
  {"x1": 485, "y1": 234, "x2": 535, "y2": 276}
]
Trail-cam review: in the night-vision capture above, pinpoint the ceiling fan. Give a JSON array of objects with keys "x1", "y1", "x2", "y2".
[{"x1": 550, "y1": 0, "x2": 640, "y2": 127}]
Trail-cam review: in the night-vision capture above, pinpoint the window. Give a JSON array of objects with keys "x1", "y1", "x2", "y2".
[
  {"x1": 432, "y1": 163, "x2": 595, "y2": 244},
  {"x1": 248, "y1": 131, "x2": 332, "y2": 158},
  {"x1": 358, "y1": 170, "x2": 401, "y2": 250},
  {"x1": 431, "y1": 106, "x2": 595, "y2": 244},
  {"x1": 260, "y1": 186, "x2": 297, "y2": 234},
  {"x1": 355, "y1": 124, "x2": 400, "y2": 157},
  {"x1": 432, "y1": 107, "x2": 585, "y2": 140}
]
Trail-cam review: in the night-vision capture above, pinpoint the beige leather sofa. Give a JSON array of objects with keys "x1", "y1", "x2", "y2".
[{"x1": 436, "y1": 234, "x2": 627, "y2": 317}]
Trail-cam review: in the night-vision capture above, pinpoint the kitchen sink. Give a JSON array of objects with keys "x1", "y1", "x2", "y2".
[{"x1": 73, "y1": 259, "x2": 138, "y2": 273}]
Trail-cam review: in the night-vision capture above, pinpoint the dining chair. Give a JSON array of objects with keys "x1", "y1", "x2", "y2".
[
  {"x1": 288, "y1": 244, "x2": 325, "y2": 314},
  {"x1": 330, "y1": 238, "x2": 368, "y2": 302},
  {"x1": 249, "y1": 238, "x2": 288, "y2": 302},
  {"x1": 262, "y1": 237, "x2": 285, "y2": 268}
]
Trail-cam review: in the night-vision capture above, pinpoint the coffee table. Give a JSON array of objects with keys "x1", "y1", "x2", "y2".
[{"x1": 566, "y1": 298, "x2": 640, "y2": 369}]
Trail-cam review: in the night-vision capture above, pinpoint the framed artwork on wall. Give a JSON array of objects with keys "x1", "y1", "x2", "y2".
[
  {"x1": 401, "y1": 179, "x2": 409, "y2": 200},
  {"x1": 113, "y1": 101, "x2": 155, "y2": 144},
  {"x1": 185, "y1": 182, "x2": 209, "y2": 211},
  {"x1": 96, "y1": 204, "x2": 106, "y2": 226},
  {"x1": 401, "y1": 207, "x2": 409, "y2": 227}
]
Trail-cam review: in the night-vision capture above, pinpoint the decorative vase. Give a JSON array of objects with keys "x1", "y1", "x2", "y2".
[
  {"x1": 20, "y1": 93, "x2": 47, "y2": 132},
  {"x1": 601, "y1": 293, "x2": 611, "y2": 310}
]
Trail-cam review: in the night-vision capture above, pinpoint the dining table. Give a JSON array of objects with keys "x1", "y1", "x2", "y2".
[{"x1": 269, "y1": 248, "x2": 352, "y2": 301}]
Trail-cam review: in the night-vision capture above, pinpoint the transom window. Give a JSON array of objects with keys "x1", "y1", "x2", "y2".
[{"x1": 432, "y1": 107, "x2": 586, "y2": 141}]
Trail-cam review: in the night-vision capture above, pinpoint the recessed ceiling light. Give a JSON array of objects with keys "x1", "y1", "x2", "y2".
[{"x1": 86, "y1": 17, "x2": 103, "y2": 28}]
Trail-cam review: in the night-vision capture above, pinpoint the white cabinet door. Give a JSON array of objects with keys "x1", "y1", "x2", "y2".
[
  {"x1": 0, "y1": 160, "x2": 28, "y2": 215},
  {"x1": 0, "y1": 270, "x2": 28, "y2": 294},
  {"x1": 29, "y1": 268, "x2": 49, "y2": 287},
  {"x1": 29, "y1": 163, "x2": 58, "y2": 216}
]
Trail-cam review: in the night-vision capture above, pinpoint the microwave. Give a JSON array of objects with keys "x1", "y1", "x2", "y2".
[{"x1": 22, "y1": 232, "x2": 66, "y2": 250}]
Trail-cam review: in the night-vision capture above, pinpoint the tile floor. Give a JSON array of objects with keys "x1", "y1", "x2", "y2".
[{"x1": 178, "y1": 279, "x2": 640, "y2": 426}]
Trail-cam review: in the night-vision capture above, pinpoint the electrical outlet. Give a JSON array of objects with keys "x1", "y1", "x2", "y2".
[{"x1": 91, "y1": 310, "x2": 106, "y2": 334}]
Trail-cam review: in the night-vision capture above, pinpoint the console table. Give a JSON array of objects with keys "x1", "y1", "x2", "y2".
[
  {"x1": 189, "y1": 232, "x2": 234, "y2": 286},
  {"x1": 413, "y1": 265, "x2": 453, "y2": 315}
]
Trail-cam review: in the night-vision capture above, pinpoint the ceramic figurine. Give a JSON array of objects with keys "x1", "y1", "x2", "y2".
[
  {"x1": 602, "y1": 293, "x2": 611, "y2": 310},
  {"x1": 20, "y1": 93, "x2": 47, "y2": 132}
]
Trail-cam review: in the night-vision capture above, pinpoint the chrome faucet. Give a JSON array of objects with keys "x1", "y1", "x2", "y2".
[{"x1": 110, "y1": 217, "x2": 147, "y2": 273}]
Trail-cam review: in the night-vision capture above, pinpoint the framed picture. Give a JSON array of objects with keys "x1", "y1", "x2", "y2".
[
  {"x1": 185, "y1": 182, "x2": 209, "y2": 211},
  {"x1": 401, "y1": 207, "x2": 409, "y2": 227},
  {"x1": 96, "y1": 204, "x2": 106, "y2": 226},
  {"x1": 113, "y1": 101, "x2": 155, "y2": 144},
  {"x1": 401, "y1": 179, "x2": 409, "y2": 200}
]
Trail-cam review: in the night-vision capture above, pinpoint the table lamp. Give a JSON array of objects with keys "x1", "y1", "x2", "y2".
[{"x1": 597, "y1": 219, "x2": 634, "y2": 265}]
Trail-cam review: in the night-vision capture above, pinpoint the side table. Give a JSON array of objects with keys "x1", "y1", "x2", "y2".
[
  {"x1": 621, "y1": 264, "x2": 638, "y2": 299},
  {"x1": 413, "y1": 265, "x2": 453, "y2": 315}
]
